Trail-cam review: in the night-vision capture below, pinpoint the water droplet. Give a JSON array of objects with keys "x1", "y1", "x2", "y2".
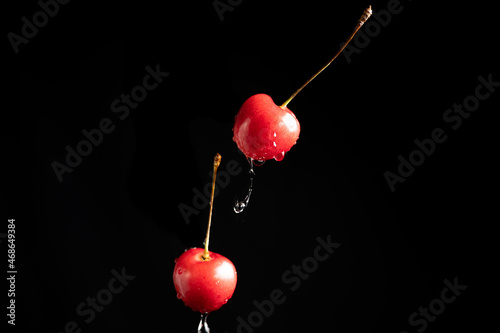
[
  {"x1": 224, "y1": 299, "x2": 229, "y2": 303},
  {"x1": 253, "y1": 159, "x2": 265, "y2": 166},
  {"x1": 176, "y1": 293, "x2": 182, "y2": 299},
  {"x1": 234, "y1": 159, "x2": 255, "y2": 214},
  {"x1": 274, "y1": 151, "x2": 285, "y2": 161},
  {"x1": 247, "y1": 157, "x2": 254, "y2": 170},
  {"x1": 198, "y1": 312, "x2": 210, "y2": 333},
  {"x1": 174, "y1": 258, "x2": 178, "y2": 263},
  {"x1": 234, "y1": 202, "x2": 246, "y2": 213},
  {"x1": 177, "y1": 269, "x2": 183, "y2": 275}
]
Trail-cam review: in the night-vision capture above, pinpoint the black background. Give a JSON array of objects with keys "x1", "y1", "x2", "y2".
[{"x1": 3, "y1": 0, "x2": 498, "y2": 332}]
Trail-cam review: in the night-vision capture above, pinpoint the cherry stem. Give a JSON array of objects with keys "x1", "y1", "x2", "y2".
[
  {"x1": 203, "y1": 153, "x2": 222, "y2": 261},
  {"x1": 280, "y1": 5, "x2": 372, "y2": 108}
]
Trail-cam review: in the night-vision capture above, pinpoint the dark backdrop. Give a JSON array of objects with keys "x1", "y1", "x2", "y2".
[{"x1": 3, "y1": 1, "x2": 498, "y2": 332}]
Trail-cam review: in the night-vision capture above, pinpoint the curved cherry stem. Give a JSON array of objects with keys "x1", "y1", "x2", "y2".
[{"x1": 280, "y1": 5, "x2": 372, "y2": 108}]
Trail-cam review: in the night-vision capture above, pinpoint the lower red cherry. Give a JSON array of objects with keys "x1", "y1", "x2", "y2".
[
  {"x1": 173, "y1": 248, "x2": 237, "y2": 313},
  {"x1": 232, "y1": 94, "x2": 300, "y2": 162}
]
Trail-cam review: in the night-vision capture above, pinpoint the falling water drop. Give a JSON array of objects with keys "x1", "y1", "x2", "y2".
[
  {"x1": 197, "y1": 312, "x2": 210, "y2": 333},
  {"x1": 234, "y1": 158, "x2": 255, "y2": 213}
]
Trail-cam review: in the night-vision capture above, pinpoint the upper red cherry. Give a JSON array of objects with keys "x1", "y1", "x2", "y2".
[
  {"x1": 173, "y1": 248, "x2": 237, "y2": 313},
  {"x1": 232, "y1": 6, "x2": 373, "y2": 162},
  {"x1": 232, "y1": 94, "x2": 300, "y2": 162}
]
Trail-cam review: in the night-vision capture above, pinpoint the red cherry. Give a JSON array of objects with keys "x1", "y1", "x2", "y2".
[
  {"x1": 173, "y1": 248, "x2": 237, "y2": 313},
  {"x1": 232, "y1": 6, "x2": 373, "y2": 162},
  {"x1": 232, "y1": 94, "x2": 300, "y2": 161}
]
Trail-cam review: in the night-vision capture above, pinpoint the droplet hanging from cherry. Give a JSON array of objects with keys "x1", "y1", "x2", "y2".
[
  {"x1": 232, "y1": 6, "x2": 373, "y2": 212},
  {"x1": 233, "y1": 157, "x2": 257, "y2": 213}
]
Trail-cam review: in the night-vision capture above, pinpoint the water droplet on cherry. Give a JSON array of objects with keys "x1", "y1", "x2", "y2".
[
  {"x1": 177, "y1": 293, "x2": 182, "y2": 299},
  {"x1": 274, "y1": 151, "x2": 285, "y2": 161},
  {"x1": 253, "y1": 159, "x2": 265, "y2": 166}
]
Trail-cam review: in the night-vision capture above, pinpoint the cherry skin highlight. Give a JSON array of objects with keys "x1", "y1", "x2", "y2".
[
  {"x1": 173, "y1": 248, "x2": 237, "y2": 313},
  {"x1": 233, "y1": 94, "x2": 300, "y2": 161}
]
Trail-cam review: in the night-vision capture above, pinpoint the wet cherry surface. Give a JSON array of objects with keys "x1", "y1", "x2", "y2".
[
  {"x1": 233, "y1": 94, "x2": 300, "y2": 162},
  {"x1": 173, "y1": 248, "x2": 237, "y2": 314}
]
